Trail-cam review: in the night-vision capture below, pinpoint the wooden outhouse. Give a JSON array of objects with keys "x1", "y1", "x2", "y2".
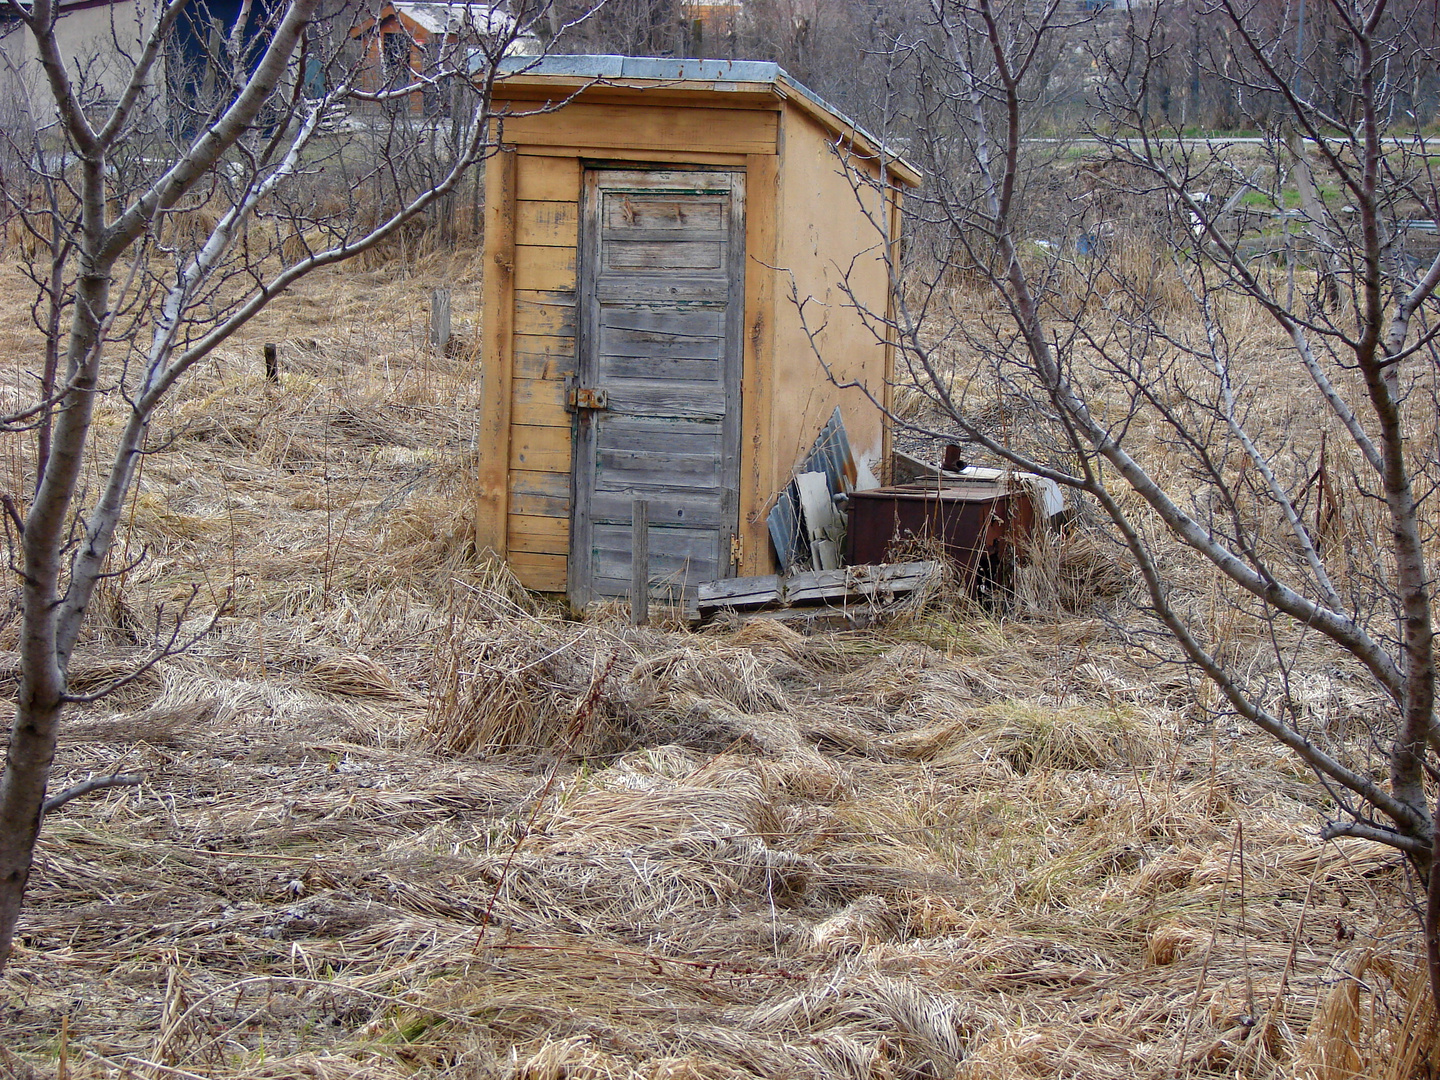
[{"x1": 475, "y1": 56, "x2": 919, "y2": 605}]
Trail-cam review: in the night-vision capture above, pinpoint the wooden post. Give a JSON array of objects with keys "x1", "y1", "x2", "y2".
[
  {"x1": 631, "y1": 499, "x2": 649, "y2": 627},
  {"x1": 474, "y1": 145, "x2": 516, "y2": 559},
  {"x1": 430, "y1": 288, "x2": 451, "y2": 352},
  {"x1": 264, "y1": 343, "x2": 279, "y2": 383}
]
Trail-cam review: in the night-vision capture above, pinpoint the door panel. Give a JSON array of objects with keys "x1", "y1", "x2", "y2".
[{"x1": 571, "y1": 169, "x2": 745, "y2": 605}]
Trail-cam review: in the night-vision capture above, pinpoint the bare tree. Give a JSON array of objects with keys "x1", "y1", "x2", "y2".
[
  {"x1": 0, "y1": 0, "x2": 565, "y2": 972},
  {"x1": 827, "y1": 0, "x2": 1440, "y2": 1008}
]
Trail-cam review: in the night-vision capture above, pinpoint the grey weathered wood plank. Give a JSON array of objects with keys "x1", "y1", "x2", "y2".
[
  {"x1": 783, "y1": 562, "x2": 942, "y2": 604},
  {"x1": 631, "y1": 499, "x2": 649, "y2": 627},
  {"x1": 592, "y1": 490, "x2": 728, "y2": 528},
  {"x1": 602, "y1": 384, "x2": 728, "y2": 419},
  {"x1": 597, "y1": 420, "x2": 724, "y2": 454},
  {"x1": 596, "y1": 279, "x2": 730, "y2": 304},
  {"x1": 697, "y1": 575, "x2": 782, "y2": 607},
  {"x1": 603, "y1": 196, "x2": 727, "y2": 230},
  {"x1": 601, "y1": 308, "x2": 726, "y2": 335},
  {"x1": 695, "y1": 562, "x2": 942, "y2": 614},
  {"x1": 600, "y1": 356, "x2": 723, "y2": 381},
  {"x1": 595, "y1": 448, "x2": 722, "y2": 482},
  {"x1": 600, "y1": 327, "x2": 724, "y2": 357},
  {"x1": 605, "y1": 240, "x2": 724, "y2": 270}
]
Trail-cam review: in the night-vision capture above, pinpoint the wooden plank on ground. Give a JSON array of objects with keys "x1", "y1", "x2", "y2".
[
  {"x1": 697, "y1": 575, "x2": 782, "y2": 609},
  {"x1": 695, "y1": 561, "x2": 941, "y2": 615},
  {"x1": 784, "y1": 562, "x2": 941, "y2": 605}
]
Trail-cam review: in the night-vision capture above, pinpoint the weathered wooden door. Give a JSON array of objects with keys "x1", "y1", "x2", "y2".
[{"x1": 570, "y1": 168, "x2": 745, "y2": 606}]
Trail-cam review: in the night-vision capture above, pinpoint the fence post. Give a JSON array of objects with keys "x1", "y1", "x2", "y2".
[
  {"x1": 430, "y1": 288, "x2": 452, "y2": 352},
  {"x1": 631, "y1": 499, "x2": 649, "y2": 627}
]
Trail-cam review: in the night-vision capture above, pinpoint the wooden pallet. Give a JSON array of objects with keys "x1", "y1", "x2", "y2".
[{"x1": 694, "y1": 561, "x2": 942, "y2": 620}]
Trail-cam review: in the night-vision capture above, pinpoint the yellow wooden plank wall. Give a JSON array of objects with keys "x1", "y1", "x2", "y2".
[
  {"x1": 769, "y1": 113, "x2": 891, "y2": 504},
  {"x1": 506, "y1": 155, "x2": 579, "y2": 590},
  {"x1": 501, "y1": 104, "x2": 778, "y2": 156}
]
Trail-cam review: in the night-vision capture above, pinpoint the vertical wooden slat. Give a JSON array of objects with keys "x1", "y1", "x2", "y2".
[
  {"x1": 569, "y1": 167, "x2": 601, "y2": 611},
  {"x1": 741, "y1": 151, "x2": 779, "y2": 576},
  {"x1": 722, "y1": 169, "x2": 747, "y2": 578},
  {"x1": 631, "y1": 499, "x2": 649, "y2": 626},
  {"x1": 475, "y1": 144, "x2": 517, "y2": 557}
]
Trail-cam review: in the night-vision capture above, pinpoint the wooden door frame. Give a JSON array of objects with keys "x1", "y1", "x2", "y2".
[{"x1": 569, "y1": 163, "x2": 747, "y2": 609}]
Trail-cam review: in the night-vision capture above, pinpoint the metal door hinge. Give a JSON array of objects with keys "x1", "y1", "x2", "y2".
[{"x1": 730, "y1": 532, "x2": 744, "y2": 568}]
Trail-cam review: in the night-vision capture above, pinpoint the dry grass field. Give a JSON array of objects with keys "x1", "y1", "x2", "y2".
[{"x1": 0, "y1": 241, "x2": 1434, "y2": 1080}]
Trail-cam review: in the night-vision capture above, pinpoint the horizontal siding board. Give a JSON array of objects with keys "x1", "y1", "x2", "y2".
[
  {"x1": 516, "y1": 155, "x2": 580, "y2": 202},
  {"x1": 600, "y1": 325, "x2": 722, "y2": 360},
  {"x1": 595, "y1": 448, "x2": 721, "y2": 486},
  {"x1": 602, "y1": 198, "x2": 727, "y2": 231},
  {"x1": 509, "y1": 469, "x2": 570, "y2": 518},
  {"x1": 592, "y1": 488, "x2": 727, "y2": 528},
  {"x1": 514, "y1": 291, "x2": 577, "y2": 337},
  {"x1": 597, "y1": 417, "x2": 723, "y2": 454},
  {"x1": 596, "y1": 279, "x2": 728, "y2": 304},
  {"x1": 509, "y1": 550, "x2": 568, "y2": 592},
  {"x1": 513, "y1": 375, "x2": 566, "y2": 413},
  {"x1": 514, "y1": 333, "x2": 577, "y2": 381},
  {"x1": 517, "y1": 200, "x2": 578, "y2": 247},
  {"x1": 510, "y1": 424, "x2": 571, "y2": 472},
  {"x1": 603, "y1": 381, "x2": 727, "y2": 419},
  {"x1": 591, "y1": 169, "x2": 736, "y2": 192},
  {"x1": 601, "y1": 308, "x2": 725, "y2": 336},
  {"x1": 508, "y1": 512, "x2": 570, "y2": 554},
  {"x1": 512, "y1": 398, "x2": 568, "y2": 431},
  {"x1": 600, "y1": 355, "x2": 721, "y2": 381},
  {"x1": 515, "y1": 245, "x2": 577, "y2": 292},
  {"x1": 503, "y1": 105, "x2": 777, "y2": 155},
  {"x1": 604, "y1": 240, "x2": 723, "y2": 271}
]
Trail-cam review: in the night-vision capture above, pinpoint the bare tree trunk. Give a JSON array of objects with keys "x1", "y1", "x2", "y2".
[
  {"x1": 0, "y1": 0, "x2": 547, "y2": 973},
  {"x1": 810, "y1": 0, "x2": 1440, "y2": 1013}
]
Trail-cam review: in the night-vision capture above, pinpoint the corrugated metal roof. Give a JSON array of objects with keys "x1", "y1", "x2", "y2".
[{"x1": 490, "y1": 54, "x2": 917, "y2": 181}]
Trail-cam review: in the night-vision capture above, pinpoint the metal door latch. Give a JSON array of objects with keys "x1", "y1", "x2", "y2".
[{"x1": 565, "y1": 377, "x2": 608, "y2": 412}]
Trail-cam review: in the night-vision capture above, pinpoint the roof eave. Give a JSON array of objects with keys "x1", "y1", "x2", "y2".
[{"x1": 487, "y1": 55, "x2": 922, "y2": 187}]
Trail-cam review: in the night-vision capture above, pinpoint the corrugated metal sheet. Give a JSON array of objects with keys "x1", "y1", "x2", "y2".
[{"x1": 766, "y1": 407, "x2": 858, "y2": 573}]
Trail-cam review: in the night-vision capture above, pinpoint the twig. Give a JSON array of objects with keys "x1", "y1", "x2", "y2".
[{"x1": 42, "y1": 773, "x2": 145, "y2": 817}]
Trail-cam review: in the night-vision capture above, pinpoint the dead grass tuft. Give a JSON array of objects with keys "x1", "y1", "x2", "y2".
[{"x1": 0, "y1": 251, "x2": 1427, "y2": 1080}]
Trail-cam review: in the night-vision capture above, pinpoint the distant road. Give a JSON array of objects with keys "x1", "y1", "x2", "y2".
[{"x1": 1031, "y1": 135, "x2": 1439, "y2": 150}]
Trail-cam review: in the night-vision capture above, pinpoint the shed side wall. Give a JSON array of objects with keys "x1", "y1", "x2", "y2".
[{"x1": 769, "y1": 111, "x2": 893, "y2": 521}]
